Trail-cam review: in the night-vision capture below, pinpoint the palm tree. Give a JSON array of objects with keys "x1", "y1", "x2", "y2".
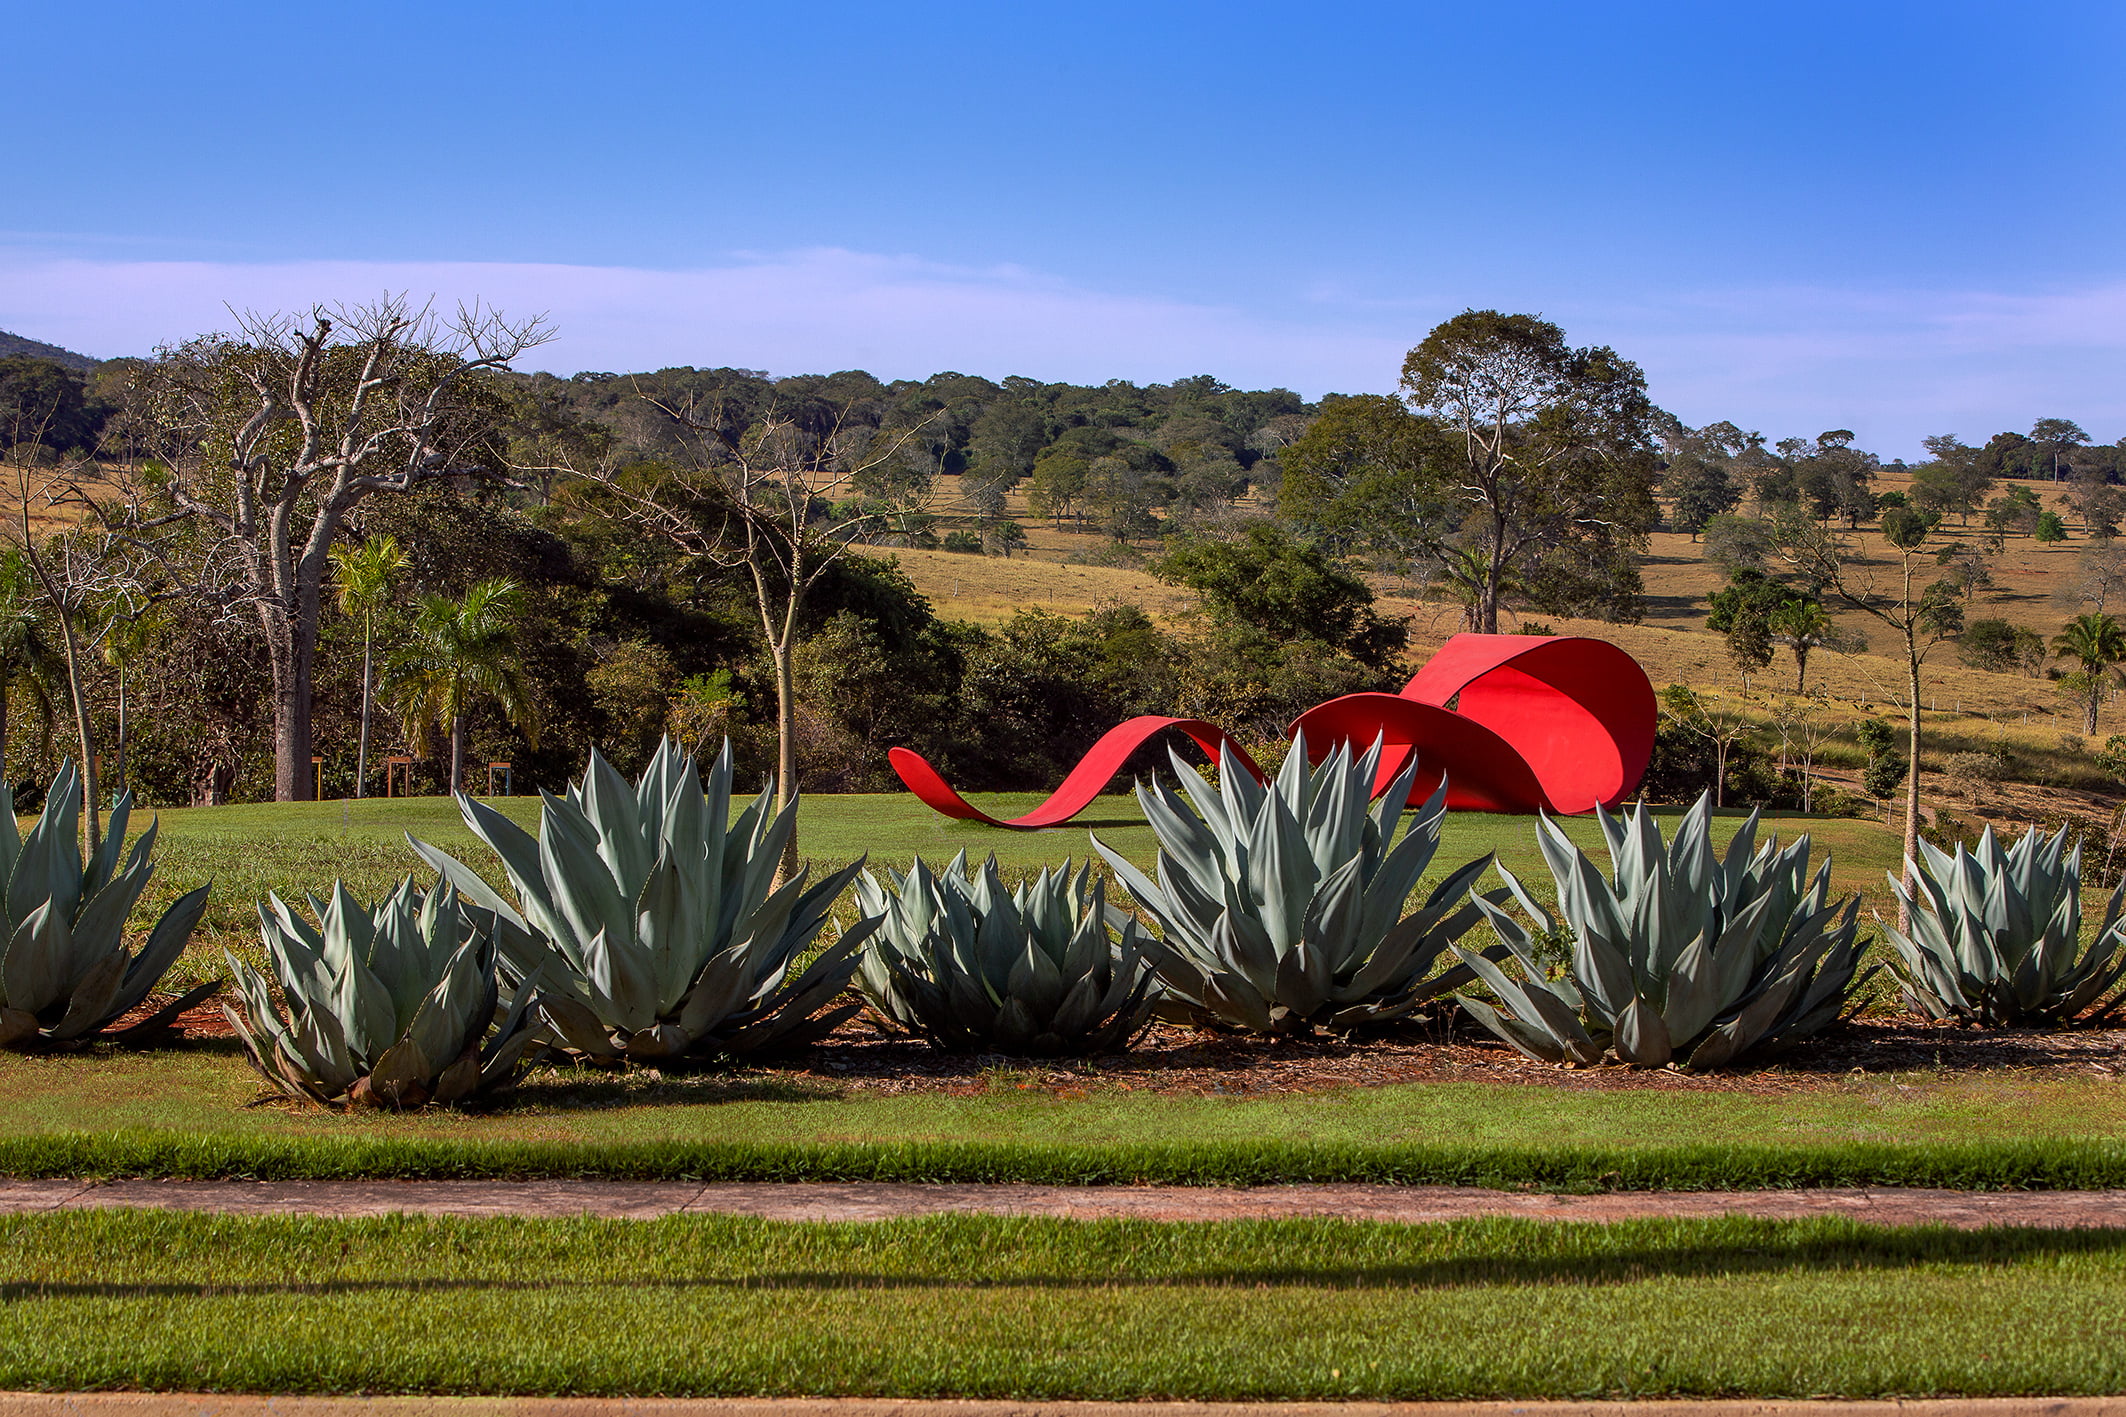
[
  {"x1": 2053, "y1": 611, "x2": 2126, "y2": 735},
  {"x1": 330, "y1": 535, "x2": 408, "y2": 798},
  {"x1": 1769, "y1": 598, "x2": 1834, "y2": 693},
  {"x1": 0, "y1": 551, "x2": 59, "y2": 784},
  {"x1": 385, "y1": 579, "x2": 540, "y2": 794}
]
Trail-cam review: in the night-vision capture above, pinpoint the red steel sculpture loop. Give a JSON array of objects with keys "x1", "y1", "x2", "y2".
[{"x1": 889, "y1": 634, "x2": 1654, "y2": 828}]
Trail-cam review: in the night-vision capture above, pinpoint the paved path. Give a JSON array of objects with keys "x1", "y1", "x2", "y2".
[
  {"x1": 3, "y1": 1179, "x2": 2124, "y2": 1227},
  {"x1": 4, "y1": 1397, "x2": 2126, "y2": 1417}
]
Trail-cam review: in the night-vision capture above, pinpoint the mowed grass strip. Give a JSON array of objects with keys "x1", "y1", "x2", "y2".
[
  {"x1": 4, "y1": 1210, "x2": 2125, "y2": 1398},
  {"x1": 11, "y1": 1133, "x2": 2126, "y2": 1190},
  {"x1": 8, "y1": 1043, "x2": 2126, "y2": 1184}
]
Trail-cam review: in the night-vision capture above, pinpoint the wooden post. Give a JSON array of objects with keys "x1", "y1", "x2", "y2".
[{"x1": 487, "y1": 761, "x2": 512, "y2": 797}]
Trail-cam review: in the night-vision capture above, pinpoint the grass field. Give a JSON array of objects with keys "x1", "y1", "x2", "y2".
[
  {"x1": 121, "y1": 792, "x2": 1912, "y2": 994},
  {"x1": 5, "y1": 1210, "x2": 2126, "y2": 1397},
  {"x1": 899, "y1": 472, "x2": 2126, "y2": 807},
  {"x1": 10, "y1": 1042, "x2": 2126, "y2": 1155}
]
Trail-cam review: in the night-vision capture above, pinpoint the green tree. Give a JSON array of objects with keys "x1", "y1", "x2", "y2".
[
  {"x1": 1275, "y1": 393, "x2": 1449, "y2": 575},
  {"x1": 1959, "y1": 619, "x2": 2044, "y2": 676},
  {"x1": 2036, "y1": 509, "x2": 2068, "y2": 543},
  {"x1": 1664, "y1": 451, "x2": 1740, "y2": 537},
  {"x1": 96, "y1": 598, "x2": 167, "y2": 797},
  {"x1": 329, "y1": 533, "x2": 408, "y2": 798},
  {"x1": 0, "y1": 550, "x2": 57, "y2": 782},
  {"x1": 1913, "y1": 435, "x2": 1993, "y2": 524},
  {"x1": 2030, "y1": 417, "x2": 2090, "y2": 482},
  {"x1": 2052, "y1": 611, "x2": 2126, "y2": 735},
  {"x1": 1399, "y1": 310, "x2": 1660, "y2": 632},
  {"x1": 386, "y1": 578, "x2": 541, "y2": 794},
  {"x1": 1149, "y1": 524, "x2": 1407, "y2": 669},
  {"x1": 1792, "y1": 430, "x2": 1879, "y2": 527}
]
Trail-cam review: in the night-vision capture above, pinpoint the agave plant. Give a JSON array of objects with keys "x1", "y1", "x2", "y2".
[
  {"x1": 855, "y1": 853, "x2": 1156, "y2": 1055},
  {"x1": 412, "y1": 737, "x2": 879, "y2": 1062},
  {"x1": 224, "y1": 879, "x2": 540, "y2": 1107},
  {"x1": 1454, "y1": 793, "x2": 1871, "y2": 1070},
  {"x1": 1881, "y1": 824, "x2": 2126, "y2": 1026},
  {"x1": 0, "y1": 760, "x2": 214, "y2": 1049},
  {"x1": 1092, "y1": 735, "x2": 1499, "y2": 1034}
]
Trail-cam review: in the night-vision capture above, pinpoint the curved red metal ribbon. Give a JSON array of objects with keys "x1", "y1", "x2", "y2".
[
  {"x1": 887, "y1": 715, "x2": 1266, "y2": 830},
  {"x1": 889, "y1": 634, "x2": 1655, "y2": 826}
]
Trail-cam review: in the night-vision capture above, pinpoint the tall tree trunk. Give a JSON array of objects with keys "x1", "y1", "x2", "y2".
[
  {"x1": 771, "y1": 631, "x2": 798, "y2": 882},
  {"x1": 355, "y1": 623, "x2": 373, "y2": 798},
  {"x1": 265, "y1": 538, "x2": 332, "y2": 802},
  {"x1": 264, "y1": 607, "x2": 318, "y2": 803},
  {"x1": 54, "y1": 609, "x2": 100, "y2": 855},
  {"x1": 1713, "y1": 739, "x2": 1726, "y2": 809},
  {"x1": 1795, "y1": 647, "x2": 1809, "y2": 694},
  {"x1": 450, "y1": 717, "x2": 465, "y2": 797},
  {"x1": 113, "y1": 670, "x2": 126, "y2": 797},
  {"x1": 1902, "y1": 635, "x2": 1922, "y2": 933},
  {"x1": 1481, "y1": 524, "x2": 1506, "y2": 634},
  {"x1": 2086, "y1": 683, "x2": 2101, "y2": 737}
]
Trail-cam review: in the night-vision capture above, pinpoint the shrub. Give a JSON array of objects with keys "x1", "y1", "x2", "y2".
[
  {"x1": 1455, "y1": 793, "x2": 1873, "y2": 1069},
  {"x1": 412, "y1": 737, "x2": 879, "y2": 1063},
  {"x1": 1095, "y1": 736, "x2": 1498, "y2": 1034},
  {"x1": 1942, "y1": 749, "x2": 2015, "y2": 803},
  {"x1": 224, "y1": 880, "x2": 540, "y2": 1108},
  {"x1": 1960, "y1": 619, "x2": 2045, "y2": 675},
  {"x1": 1882, "y1": 823, "x2": 2126, "y2": 1027},
  {"x1": 856, "y1": 854, "x2": 1156, "y2": 1055},
  {"x1": 0, "y1": 761, "x2": 213, "y2": 1049}
]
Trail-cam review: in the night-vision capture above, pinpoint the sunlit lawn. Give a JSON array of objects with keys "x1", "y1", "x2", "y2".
[
  {"x1": 129, "y1": 791, "x2": 1911, "y2": 992},
  {"x1": 4, "y1": 1210, "x2": 2126, "y2": 1398}
]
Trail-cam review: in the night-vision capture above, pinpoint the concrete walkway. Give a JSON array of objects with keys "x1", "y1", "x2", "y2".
[
  {"x1": 3, "y1": 1179, "x2": 2124, "y2": 1227},
  {"x1": 5, "y1": 1397, "x2": 2126, "y2": 1417}
]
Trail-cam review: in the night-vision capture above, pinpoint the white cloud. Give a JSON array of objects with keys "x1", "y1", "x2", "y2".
[
  {"x1": 3, "y1": 246, "x2": 2122, "y2": 458},
  {"x1": 0, "y1": 247, "x2": 1404, "y2": 396}
]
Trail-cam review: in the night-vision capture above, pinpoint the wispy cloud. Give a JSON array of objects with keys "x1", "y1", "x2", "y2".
[
  {"x1": 0, "y1": 247, "x2": 1405, "y2": 396},
  {"x1": 3, "y1": 247, "x2": 2121, "y2": 457}
]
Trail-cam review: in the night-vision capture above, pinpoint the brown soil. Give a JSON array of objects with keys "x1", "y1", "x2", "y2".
[
  {"x1": 780, "y1": 1015, "x2": 2126, "y2": 1098},
  {"x1": 100, "y1": 999, "x2": 2126, "y2": 1098}
]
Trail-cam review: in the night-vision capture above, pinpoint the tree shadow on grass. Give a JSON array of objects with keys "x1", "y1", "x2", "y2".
[{"x1": 10, "y1": 1217, "x2": 2126, "y2": 1301}]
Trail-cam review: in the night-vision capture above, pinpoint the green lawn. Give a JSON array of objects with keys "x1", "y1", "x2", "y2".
[
  {"x1": 7, "y1": 1043, "x2": 2126, "y2": 1187},
  {"x1": 132, "y1": 791, "x2": 1910, "y2": 990},
  {"x1": 4, "y1": 1210, "x2": 2125, "y2": 1398}
]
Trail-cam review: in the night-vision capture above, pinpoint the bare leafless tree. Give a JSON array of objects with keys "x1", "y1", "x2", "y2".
[
  {"x1": 125, "y1": 297, "x2": 551, "y2": 800},
  {"x1": 1779, "y1": 512, "x2": 1962, "y2": 925},
  {"x1": 1767, "y1": 692, "x2": 1845, "y2": 814},
  {"x1": 583, "y1": 396, "x2": 938, "y2": 876}
]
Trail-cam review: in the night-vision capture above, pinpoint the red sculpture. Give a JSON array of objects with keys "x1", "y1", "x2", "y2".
[{"x1": 889, "y1": 633, "x2": 1654, "y2": 827}]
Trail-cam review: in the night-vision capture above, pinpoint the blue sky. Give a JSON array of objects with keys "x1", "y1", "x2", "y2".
[{"x1": 4, "y1": 0, "x2": 2122, "y2": 456}]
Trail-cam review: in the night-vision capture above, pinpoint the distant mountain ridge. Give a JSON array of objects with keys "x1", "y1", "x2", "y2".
[{"x1": 0, "y1": 329, "x2": 99, "y2": 371}]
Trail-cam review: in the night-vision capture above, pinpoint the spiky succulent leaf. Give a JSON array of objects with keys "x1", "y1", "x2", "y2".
[
  {"x1": 0, "y1": 761, "x2": 215, "y2": 1048},
  {"x1": 1459, "y1": 791, "x2": 1868, "y2": 1070},
  {"x1": 1093, "y1": 733, "x2": 1496, "y2": 1034},
  {"x1": 1880, "y1": 823, "x2": 2126, "y2": 1026},
  {"x1": 223, "y1": 878, "x2": 536, "y2": 1107},
  {"x1": 858, "y1": 854, "x2": 1155, "y2": 1055},
  {"x1": 412, "y1": 737, "x2": 876, "y2": 1062}
]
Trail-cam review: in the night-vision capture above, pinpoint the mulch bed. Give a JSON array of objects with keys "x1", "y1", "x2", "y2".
[{"x1": 112, "y1": 999, "x2": 2126, "y2": 1099}]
